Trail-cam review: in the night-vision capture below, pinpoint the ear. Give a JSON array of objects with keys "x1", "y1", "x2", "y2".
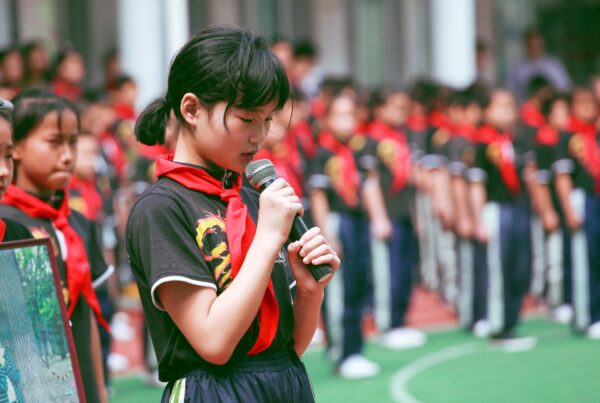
[
  {"x1": 12, "y1": 141, "x2": 24, "y2": 161},
  {"x1": 180, "y1": 93, "x2": 204, "y2": 129}
]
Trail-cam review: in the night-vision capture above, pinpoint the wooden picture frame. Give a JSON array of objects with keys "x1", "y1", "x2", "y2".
[{"x1": 0, "y1": 238, "x2": 85, "y2": 402}]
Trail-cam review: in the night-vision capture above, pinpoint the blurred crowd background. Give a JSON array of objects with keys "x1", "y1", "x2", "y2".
[{"x1": 2, "y1": 0, "x2": 600, "y2": 400}]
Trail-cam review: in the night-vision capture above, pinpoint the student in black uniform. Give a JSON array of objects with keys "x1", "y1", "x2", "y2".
[
  {"x1": 0, "y1": 99, "x2": 32, "y2": 241},
  {"x1": 126, "y1": 27, "x2": 340, "y2": 402},
  {"x1": 552, "y1": 88, "x2": 600, "y2": 337},
  {"x1": 365, "y1": 87, "x2": 425, "y2": 350},
  {"x1": 308, "y1": 89, "x2": 378, "y2": 379},
  {"x1": 0, "y1": 90, "x2": 111, "y2": 403},
  {"x1": 467, "y1": 89, "x2": 536, "y2": 348}
]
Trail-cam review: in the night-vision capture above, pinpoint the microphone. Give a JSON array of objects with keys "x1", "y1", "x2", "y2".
[
  {"x1": 0, "y1": 97, "x2": 13, "y2": 111},
  {"x1": 246, "y1": 159, "x2": 334, "y2": 283}
]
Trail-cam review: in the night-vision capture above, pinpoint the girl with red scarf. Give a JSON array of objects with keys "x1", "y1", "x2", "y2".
[
  {"x1": 0, "y1": 102, "x2": 31, "y2": 241},
  {"x1": 308, "y1": 91, "x2": 379, "y2": 379},
  {"x1": 127, "y1": 27, "x2": 339, "y2": 402},
  {"x1": 0, "y1": 90, "x2": 111, "y2": 403}
]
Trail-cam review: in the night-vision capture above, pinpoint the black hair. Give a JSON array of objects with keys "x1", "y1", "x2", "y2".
[
  {"x1": 112, "y1": 74, "x2": 136, "y2": 90},
  {"x1": 0, "y1": 108, "x2": 11, "y2": 124},
  {"x1": 293, "y1": 39, "x2": 317, "y2": 58},
  {"x1": 409, "y1": 79, "x2": 439, "y2": 112},
  {"x1": 135, "y1": 26, "x2": 291, "y2": 146},
  {"x1": 50, "y1": 43, "x2": 82, "y2": 80},
  {"x1": 540, "y1": 93, "x2": 570, "y2": 118},
  {"x1": 367, "y1": 85, "x2": 407, "y2": 118},
  {"x1": 0, "y1": 46, "x2": 21, "y2": 64},
  {"x1": 526, "y1": 74, "x2": 553, "y2": 98},
  {"x1": 11, "y1": 89, "x2": 81, "y2": 142}
]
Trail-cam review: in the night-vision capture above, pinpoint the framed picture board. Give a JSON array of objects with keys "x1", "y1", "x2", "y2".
[{"x1": 0, "y1": 238, "x2": 85, "y2": 402}]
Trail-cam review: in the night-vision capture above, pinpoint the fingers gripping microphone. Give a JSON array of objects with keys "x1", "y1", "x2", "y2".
[{"x1": 246, "y1": 159, "x2": 333, "y2": 283}]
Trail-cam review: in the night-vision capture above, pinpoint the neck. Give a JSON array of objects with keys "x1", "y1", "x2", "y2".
[{"x1": 15, "y1": 176, "x2": 55, "y2": 201}]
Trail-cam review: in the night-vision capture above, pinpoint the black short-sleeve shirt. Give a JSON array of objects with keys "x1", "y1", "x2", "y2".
[
  {"x1": 0, "y1": 198, "x2": 110, "y2": 403},
  {"x1": 363, "y1": 133, "x2": 415, "y2": 219},
  {"x1": 466, "y1": 137, "x2": 525, "y2": 202},
  {"x1": 1, "y1": 217, "x2": 33, "y2": 241},
  {"x1": 551, "y1": 131, "x2": 600, "y2": 192},
  {"x1": 125, "y1": 176, "x2": 296, "y2": 382},
  {"x1": 307, "y1": 135, "x2": 370, "y2": 214}
]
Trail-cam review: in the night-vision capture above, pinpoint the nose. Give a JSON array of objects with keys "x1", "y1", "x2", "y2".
[
  {"x1": 0, "y1": 160, "x2": 9, "y2": 179},
  {"x1": 60, "y1": 140, "x2": 75, "y2": 166}
]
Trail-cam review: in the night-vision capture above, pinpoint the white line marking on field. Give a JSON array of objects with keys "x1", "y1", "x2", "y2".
[{"x1": 389, "y1": 342, "x2": 481, "y2": 403}]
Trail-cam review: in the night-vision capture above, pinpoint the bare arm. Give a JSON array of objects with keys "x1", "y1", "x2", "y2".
[
  {"x1": 158, "y1": 179, "x2": 303, "y2": 365},
  {"x1": 362, "y1": 176, "x2": 392, "y2": 240},
  {"x1": 555, "y1": 173, "x2": 581, "y2": 231},
  {"x1": 90, "y1": 314, "x2": 107, "y2": 403},
  {"x1": 470, "y1": 181, "x2": 488, "y2": 243}
]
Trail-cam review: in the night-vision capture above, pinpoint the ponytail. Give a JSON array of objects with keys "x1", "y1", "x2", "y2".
[{"x1": 135, "y1": 97, "x2": 171, "y2": 145}]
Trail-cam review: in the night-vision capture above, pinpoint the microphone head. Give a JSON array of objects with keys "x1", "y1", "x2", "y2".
[
  {"x1": 245, "y1": 159, "x2": 277, "y2": 190},
  {"x1": 0, "y1": 97, "x2": 13, "y2": 111}
]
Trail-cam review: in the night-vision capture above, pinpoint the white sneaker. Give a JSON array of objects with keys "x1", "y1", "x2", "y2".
[
  {"x1": 550, "y1": 305, "x2": 574, "y2": 324},
  {"x1": 472, "y1": 320, "x2": 492, "y2": 338},
  {"x1": 338, "y1": 354, "x2": 380, "y2": 379},
  {"x1": 491, "y1": 336, "x2": 538, "y2": 353},
  {"x1": 380, "y1": 327, "x2": 427, "y2": 350},
  {"x1": 587, "y1": 321, "x2": 600, "y2": 339}
]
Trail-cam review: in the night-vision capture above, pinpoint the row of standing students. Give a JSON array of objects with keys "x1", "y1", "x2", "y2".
[{"x1": 262, "y1": 76, "x2": 600, "y2": 379}]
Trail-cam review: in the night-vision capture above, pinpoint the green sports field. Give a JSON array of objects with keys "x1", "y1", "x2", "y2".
[{"x1": 110, "y1": 319, "x2": 600, "y2": 403}]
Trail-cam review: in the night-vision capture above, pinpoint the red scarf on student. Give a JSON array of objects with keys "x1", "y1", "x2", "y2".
[
  {"x1": 368, "y1": 121, "x2": 411, "y2": 193},
  {"x1": 2, "y1": 185, "x2": 110, "y2": 330},
  {"x1": 319, "y1": 132, "x2": 360, "y2": 208},
  {"x1": 407, "y1": 114, "x2": 428, "y2": 132},
  {"x1": 68, "y1": 176, "x2": 103, "y2": 221},
  {"x1": 0, "y1": 218, "x2": 6, "y2": 242},
  {"x1": 477, "y1": 125, "x2": 521, "y2": 195},
  {"x1": 536, "y1": 125, "x2": 559, "y2": 146},
  {"x1": 568, "y1": 117, "x2": 600, "y2": 193},
  {"x1": 154, "y1": 155, "x2": 278, "y2": 355},
  {"x1": 520, "y1": 100, "x2": 545, "y2": 128}
]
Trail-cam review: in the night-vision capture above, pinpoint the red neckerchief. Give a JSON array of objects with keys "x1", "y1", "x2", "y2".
[
  {"x1": 477, "y1": 125, "x2": 521, "y2": 195},
  {"x1": 255, "y1": 146, "x2": 304, "y2": 198},
  {"x1": 520, "y1": 100, "x2": 545, "y2": 128},
  {"x1": 407, "y1": 114, "x2": 428, "y2": 132},
  {"x1": 536, "y1": 125, "x2": 559, "y2": 145},
  {"x1": 138, "y1": 143, "x2": 170, "y2": 161},
  {"x1": 2, "y1": 185, "x2": 110, "y2": 330},
  {"x1": 319, "y1": 132, "x2": 360, "y2": 207},
  {"x1": 368, "y1": 120, "x2": 411, "y2": 193},
  {"x1": 51, "y1": 79, "x2": 82, "y2": 101},
  {"x1": 290, "y1": 121, "x2": 317, "y2": 158},
  {"x1": 429, "y1": 110, "x2": 449, "y2": 129},
  {"x1": 454, "y1": 123, "x2": 478, "y2": 143},
  {"x1": 568, "y1": 117, "x2": 600, "y2": 193},
  {"x1": 0, "y1": 218, "x2": 6, "y2": 242},
  {"x1": 113, "y1": 103, "x2": 136, "y2": 121},
  {"x1": 100, "y1": 132, "x2": 127, "y2": 178},
  {"x1": 154, "y1": 155, "x2": 278, "y2": 355},
  {"x1": 568, "y1": 116, "x2": 596, "y2": 137},
  {"x1": 68, "y1": 176, "x2": 103, "y2": 221}
]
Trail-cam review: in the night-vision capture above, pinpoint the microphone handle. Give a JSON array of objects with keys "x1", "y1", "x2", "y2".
[
  {"x1": 257, "y1": 179, "x2": 333, "y2": 283},
  {"x1": 289, "y1": 216, "x2": 334, "y2": 283}
]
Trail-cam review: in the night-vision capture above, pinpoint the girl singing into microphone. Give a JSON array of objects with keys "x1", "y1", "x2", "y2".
[{"x1": 126, "y1": 26, "x2": 340, "y2": 402}]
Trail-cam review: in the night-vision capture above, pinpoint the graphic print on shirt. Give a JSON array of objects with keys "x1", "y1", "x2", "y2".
[{"x1": 194, "y1": 213, "x2": 232, "y2": 292}]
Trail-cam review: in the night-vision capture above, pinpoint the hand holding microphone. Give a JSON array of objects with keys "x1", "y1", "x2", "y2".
[{"x1": 246, "y1": 159, "x2": 336, "y2": 283}]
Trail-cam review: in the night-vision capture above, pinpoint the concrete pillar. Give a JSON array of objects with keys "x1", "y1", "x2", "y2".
[
  {"x1": 430, "y1": 0, "x2": 476, "y2": 88},
  {"x1": 118, "y1": 0, "x2": 189, "y2": 110},
  {"x1": 312, "y1": 0, "x2": 350, "y2": 75}
]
